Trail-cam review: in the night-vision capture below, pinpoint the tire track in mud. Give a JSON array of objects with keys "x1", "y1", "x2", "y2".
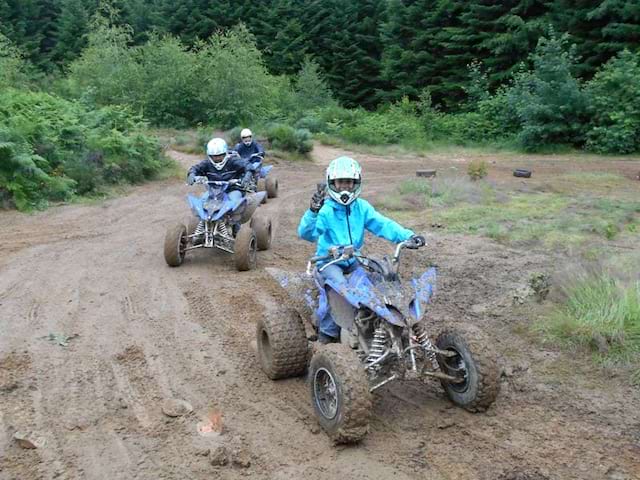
[{"x1": 0, "y1": 147, "x2": 638, "y2": 480}]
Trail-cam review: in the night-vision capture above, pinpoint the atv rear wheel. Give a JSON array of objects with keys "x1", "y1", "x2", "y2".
[
  {"x1": 257, "y1": 178, "x2": 267, "y2": 204},
  {"x1": 435, "y1": 329, "x2": 500, "y2": 412},
  {"x1": 251, "y1": 215, "x2": 272, "y2": 251},
  {"x1": 309, "y1": 344, "x2": 372, "y2": 444},
  {"x1": 257, "y1": 310, "x2": 308, "y2": 379},
  {"x1": 164, "y1": 223, "x2": 187, "y2": 267},
  {"x1": 266, "y1": 176, "x2": 278, "y2": 198},
  {"x1": 234, "y1": 224, "x2": 257, "y2": 271}
]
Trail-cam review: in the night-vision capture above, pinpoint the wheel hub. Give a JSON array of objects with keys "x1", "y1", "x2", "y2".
[
  {"x1": 314, "y1": 367, "x2": 338, "y2": 419},
  {"x1": 441, "y1": 348, "x2": 470, "y2": 392}
]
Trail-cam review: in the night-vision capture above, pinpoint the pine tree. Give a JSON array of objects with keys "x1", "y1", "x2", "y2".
[{"x1": 50, "y1": 0, "x2": 91, "y2": 65}]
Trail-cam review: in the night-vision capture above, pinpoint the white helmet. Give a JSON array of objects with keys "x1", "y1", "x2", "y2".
[
  {"x1": 240, "y1": 128, "x2": 253, "y2": 147},
  {"x1": 326, "y1": 156, "x2": 362, "y2": 206},
  {"x1": 206, "y1": 138, "x2": 228, "y2": 170}
]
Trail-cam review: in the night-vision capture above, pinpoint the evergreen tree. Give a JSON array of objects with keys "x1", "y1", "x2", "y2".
[
  {"x1": 50, "y1": 0, "x2": 91, "y2": 65},
  {"x1": 461, "y1": 0, "x2": 548, "y2": 85}
]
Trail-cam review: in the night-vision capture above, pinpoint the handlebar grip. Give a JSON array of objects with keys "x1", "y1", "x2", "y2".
[{"x1": 310, "y1": 255, "x2": 330, "y2": 264}]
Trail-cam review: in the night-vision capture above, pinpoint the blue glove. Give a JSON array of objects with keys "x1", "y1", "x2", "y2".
[{"x1": 187, "y1": 172, "x2": 196, "y2": 185}]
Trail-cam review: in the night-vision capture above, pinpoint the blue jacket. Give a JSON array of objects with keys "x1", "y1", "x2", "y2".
[
  {"x1": 298, "y1": 197, "x2": 414, "y2": 262},
  {"x1": 233, "y1": 141, "x2": 265, "y2": 162}
]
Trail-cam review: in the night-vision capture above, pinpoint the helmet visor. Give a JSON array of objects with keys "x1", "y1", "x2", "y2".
[
  {"x1": 329, "y1": 178, "x2": 359, "y2": 193},
  {"x1": 209, "y1": 153, "x2": 226, "y2": 165}
]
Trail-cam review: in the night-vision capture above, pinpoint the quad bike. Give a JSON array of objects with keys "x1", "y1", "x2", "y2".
[
  {"x1": 256, "y1": 240, "x2": 500, "y2": 443},
  {"x1": 243, "y1": 153, "x2": 278, "y2": 202},
  {"x1": 164, "y1": 177, "x2": 272, "y2": 271}
]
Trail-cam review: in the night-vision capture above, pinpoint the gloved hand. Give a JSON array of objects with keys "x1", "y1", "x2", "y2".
[
  {"x1": 310, "y1": 189, "x2": 325, "y2": 213},
  {"x1": 409, "y1": 234, "x2": 426, "y2": 248},
  {"x1": 240, "y1": 173, "x2": 252, "y2": 189},
  {"x1": 187, "y1": 173, "x2": 196, "y2": 185}
]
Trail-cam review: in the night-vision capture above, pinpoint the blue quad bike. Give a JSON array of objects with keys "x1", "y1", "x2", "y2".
[
  {"x1": 243, "y1": 153, "x2": 278, "y2": 202},
  {"x1": 164, "y1": 177, "x2": 272, "y2": 271},
  {"x1": 257, "y1": 240, "x2": 500, "y2": 443}
]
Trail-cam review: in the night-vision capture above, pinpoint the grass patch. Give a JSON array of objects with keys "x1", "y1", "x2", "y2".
[
  {"x1": 536, "y1": 268, "x2": 640, "y2": 377},
  {"x1": 379, "y1": 174, "x2": 640, "y2": 248},
  {"x1": 558, "y1": 172, "x2": 627, "y2": 186}
]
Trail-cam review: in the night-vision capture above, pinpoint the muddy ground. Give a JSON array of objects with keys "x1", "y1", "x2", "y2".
[{"x1": 1, "y1": 144, "x2": 639, "y2": 480}]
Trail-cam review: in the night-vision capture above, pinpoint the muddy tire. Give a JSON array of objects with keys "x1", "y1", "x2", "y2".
[
  {"x1": 234, "y1": 224, "x2": 257, "y2": 271},
  {"x1": 257, "y1": 178, "x2": 267, "y2": 204},
  {"x1": 266, "y1": 176, "x2": 278, "y2": 198},
  {"x1": 309, "y1": 344, "x2": 372, "y2": 444},
  {"x1": 435, "y1": 329, "x2": 500, "y2": 412},
  {"x1": 164, "y1": 223, "x2": 187, "y2": 267},
  {"x1": 251, "y1": 215, "x2": 272, "y2": 251},
  {"x1": 257, "y1": 310, "x2": 308, "y2": 379}
]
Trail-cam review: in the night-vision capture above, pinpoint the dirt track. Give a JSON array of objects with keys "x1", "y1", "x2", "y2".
[{"x1": 1, "y1": 145, "x2": 639, "y2": 480}]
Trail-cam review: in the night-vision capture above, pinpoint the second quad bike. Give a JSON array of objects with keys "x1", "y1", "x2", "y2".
[{"x1": 164, "y1": 177, "x2": 272, "y2": 271}]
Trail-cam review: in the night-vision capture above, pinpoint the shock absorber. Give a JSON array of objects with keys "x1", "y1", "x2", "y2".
[
  {"x1": 194, "y1": 221, "x2": 205, "y2": 237},
  {"x1": 413, "y1": 323, "x2": 439, "y2": 369},
  {"x1": 217, "y1": 222, "x2": 230, "y2": 237},
  {"x1": 366, "y1": 326, "x2": 388, "y2": 368}
]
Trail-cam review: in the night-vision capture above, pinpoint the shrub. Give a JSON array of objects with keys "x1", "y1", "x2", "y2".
[
  {"x1": 66, "y1": 20, "x2": 281, "y2": 129},
  {"x1": 585, "y1": 50, "x2": 640, "y2": 154},
  {"x1": 0, "y1": 33, "x2": 30, "y2": 89},
  {"x1": 0, "y1": 88, "x2": 163, "y2": 210},
  {"x1": 506, "y1": 31, "x2": 589, "y2": 151},
  {"x1": 467, "y1": 160, "x2": 488, "y2": 181},
  {"x1": 294, "y1": 115, "x2": 328, "y2": 133},
  {"x1": 266, "y1": 124, "x2": 313, "y2": 154},
  {"x1": 337, "y1": 98, "x2": 427, "y2": 147},
  {"x1": 225, "y1": 126, "x2": 243, "y2": 147}
]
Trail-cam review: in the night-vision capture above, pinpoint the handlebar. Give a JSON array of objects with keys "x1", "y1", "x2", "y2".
[
  {"x1": 194, "y1": 177, "x2": 241, "y2": 186},
  {"x1": 306, "y1": 240, "x2": 426, "y2": 276}
]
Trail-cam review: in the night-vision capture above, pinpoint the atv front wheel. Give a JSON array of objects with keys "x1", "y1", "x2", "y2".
[
  {"x1": 251, "y1": 215, "x2": 272, "y2": 251},
  {"x1": 256, "y1": 310, "x2": 308, "y2": 379},
  {"x1": 435, "y1": 329, "x2": 500, "y2": 412},
  {"x1": 164, "y1": 223, "x2": 187, "y2": 267},
  {"x1": 266, "y1": 176, "x2": 278, "y2": 198},
  {"x1": 234, "y1": 224, "x2": 257, "y2": 271},
  {"x1": 309, "y1": 344, "x2": 372, "y2": 444}
]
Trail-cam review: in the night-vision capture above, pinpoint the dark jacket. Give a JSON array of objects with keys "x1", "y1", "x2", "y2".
[
  {"x1": 187, "y1": 153, "x2": 251, "y2": 184},
  {"x1": 233, "y1": 141, "x2": 265, "y2": 162}
]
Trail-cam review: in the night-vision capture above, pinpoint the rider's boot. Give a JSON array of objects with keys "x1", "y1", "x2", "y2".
[{"x1": 318, "y1": 333, "x2": 339, "y2": 345}]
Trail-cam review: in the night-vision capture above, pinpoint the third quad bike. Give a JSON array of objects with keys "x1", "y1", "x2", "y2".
[
  {"x1": 256, "y1": 239, "x2": 500, "y2": 443},
  {"x1": 242, "y1": 152, "x2": 278, "y2": 202}
]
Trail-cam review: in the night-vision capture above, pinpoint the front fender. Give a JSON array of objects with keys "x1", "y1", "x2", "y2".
[{"x1": 188, "y1": 194, "x2": 206, "y2": 220}]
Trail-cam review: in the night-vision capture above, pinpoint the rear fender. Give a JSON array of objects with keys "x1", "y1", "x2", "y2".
[
  {"x1": 260, "y1": 165, "x2": 273, "y2": 178},
  {"x1": 239, "y1": 192, "x2": 266, "y2": 224}
]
